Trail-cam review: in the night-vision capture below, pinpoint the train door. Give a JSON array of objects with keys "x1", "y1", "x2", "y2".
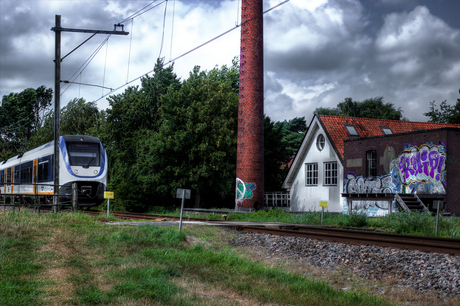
[
  {"x1": 7, "y1": 168, "x2": 10, "y2": 195},
  {"x1": 33, "y1": 159, "x2": 38, "y2": 195},
  {"x1": 0, "y1": 169, "x2": 4, "y2": 197},
  {"x1": 11, "y1": 166, "x2": 14, "y2": 194}
]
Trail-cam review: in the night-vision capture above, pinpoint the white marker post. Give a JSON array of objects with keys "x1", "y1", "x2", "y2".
[
  {"x1": 319, "y1": 201, "x2": 328, "y2": 226},
  {"x1": 176, "y1": 188, "x2": 191, "y2": 232},
  {"x1": 104, "y1": 191, "x2": 114, "y2": 217}
]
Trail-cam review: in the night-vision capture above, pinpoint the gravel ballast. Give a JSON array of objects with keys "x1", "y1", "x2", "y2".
[{"x1": 230, "y1": 233, "x2": 460, "y2": 296}]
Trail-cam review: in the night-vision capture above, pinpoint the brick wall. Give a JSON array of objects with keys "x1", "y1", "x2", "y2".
[
  {"x1": 343, "y1": 128, "x2": 460, "y2": 215},
  {"x1": 236, "y1": 0, "x2": 264, "y2": 208}
]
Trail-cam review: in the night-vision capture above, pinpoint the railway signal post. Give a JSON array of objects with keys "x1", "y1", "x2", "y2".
[{"x1": 51, "y1": 15, "x2": 128, "y2": 213}]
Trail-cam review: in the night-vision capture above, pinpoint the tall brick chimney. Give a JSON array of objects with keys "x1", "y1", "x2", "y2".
[{"x1": 236, "y1": 0, "x2": 264, "y2": 210}]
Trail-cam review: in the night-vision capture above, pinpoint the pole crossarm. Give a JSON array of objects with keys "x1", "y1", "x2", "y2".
[{"x1": 51, "y1": 26, "x2": 129, "y2": 35}]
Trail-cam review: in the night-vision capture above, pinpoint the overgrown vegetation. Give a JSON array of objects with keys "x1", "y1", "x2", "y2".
[
  {"x1": 0, "y1": 211, "x2": 389, "y2": 305},
  {"x1": 226, "y1": 208, "x2": 460, "y2": 238}
]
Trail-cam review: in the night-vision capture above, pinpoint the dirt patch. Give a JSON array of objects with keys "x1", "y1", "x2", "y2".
[{"x1": 173, "y1": 276, "x2": 279, "y2": 306}]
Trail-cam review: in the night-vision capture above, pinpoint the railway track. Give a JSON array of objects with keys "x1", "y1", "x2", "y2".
[
  {"x1": 239, "y1": 224, "x2": 460, "y2": 256},
  {"x1": 83, "y1": 210, "x2": 224, "y2": 222},
  {"x1": 83, "y1": 210, "x2": 460, "y2": 256}
]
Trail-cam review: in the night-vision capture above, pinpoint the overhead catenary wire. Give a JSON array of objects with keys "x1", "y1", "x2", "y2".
[
  {"x1": 102, "y1": 36, "x2": 110, "y2": 95},
  {"x1": 118, "y1": 0, "x2": 165, "y2": 24},
  {"x1": 61, "y1": 35, "x2": 111, "y2": 97},
  {"x1": 169, "y1": 0, "x2": 176, "y2": 61},
  {"x1": 157, "y1": 0, "x2": 168, "y2": 60},
  {"x1": 127, "y1": 18, "x2": 134, "y2": 83},
  {"x1": 93, "y1": 0, "x2": 291, "y2": 103}
]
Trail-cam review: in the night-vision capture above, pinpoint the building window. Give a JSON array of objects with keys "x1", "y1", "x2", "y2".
[
  {"x1": 345, "y1": 125, "x2": 359, "y2": 136},
  {"x1": 381, "y1": 126, "x2": 392, "y2": 135},
  {"x1": 316, "y1": 134, "x2": 325, "y2": 151},
  {"x1": 324, "y1": 162, "x2": 337, "y2": 186},
  {"x1": 366, "y1": 150, "x2": 377, "y2": 177},
  {"x1": 305, "y1": 163, "x2": 318, "y2": 186}
]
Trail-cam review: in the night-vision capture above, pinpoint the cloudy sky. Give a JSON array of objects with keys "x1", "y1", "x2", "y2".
[{"x1": 1, "y1": 0, "x2": 460, "y2": 124}]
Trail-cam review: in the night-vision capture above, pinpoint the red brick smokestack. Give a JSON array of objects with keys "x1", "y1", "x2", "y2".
[{"x1": 236, "y1": 0, "x2": 264, "y2": 210}]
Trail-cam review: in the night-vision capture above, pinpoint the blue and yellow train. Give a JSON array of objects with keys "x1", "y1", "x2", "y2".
[{"x1": 0, "y1": 135, "x2": 107, "y2": 206}]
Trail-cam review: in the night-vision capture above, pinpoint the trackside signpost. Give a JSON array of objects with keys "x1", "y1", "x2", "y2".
[
  {"x1": 104, "y1": 191, "x2": 114, "y2": 217},
  {"x1": 319, "y1": 201, "x2": 328, "y2": 226},
  {"x1": 176, "y1": 189, "x2": 191, "y2": 232}
]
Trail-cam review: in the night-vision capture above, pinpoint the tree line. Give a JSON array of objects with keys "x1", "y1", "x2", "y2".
[
  {"x1": 2, "y1": 58, "x2": 457, "y2": 211},
  {"x1": 1, "y1": 59, "x2": 307, "y2": 211}
]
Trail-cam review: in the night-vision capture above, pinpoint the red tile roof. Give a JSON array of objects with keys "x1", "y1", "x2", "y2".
[{"x1": 318, "y1": 115, "x2": 460, "y2": 161}]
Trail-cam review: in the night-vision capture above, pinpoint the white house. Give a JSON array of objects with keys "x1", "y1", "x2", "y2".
[
  {"x1": 282, "y1": 114, "x2": 460, "y2": 214},
  {"x1": 282, "y1": 114, "x2": 343, "y2": 212}
]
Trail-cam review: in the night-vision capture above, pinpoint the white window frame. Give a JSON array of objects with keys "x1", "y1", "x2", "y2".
[
  {"x1": 305, "y1": 163, "x2": 318, "y2": 186},
  {"x1": 316, "y1": 134, "x2": 325, "y2": 151},
  {"x1": 324, "y1": 162, "x2": 337, "y2": 186}
]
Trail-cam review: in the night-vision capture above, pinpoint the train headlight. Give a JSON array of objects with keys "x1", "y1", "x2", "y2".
[
  {"x1": 74, "y1": 169, "x2": 78, "y2": 174},
  {"x1": 94, "y1": 170, "x2": 98, "y2": 174}
]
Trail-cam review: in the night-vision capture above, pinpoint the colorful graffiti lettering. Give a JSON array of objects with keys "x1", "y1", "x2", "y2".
[
  {"x1": 343, "y1": 172, "x2": 398, "y2": 216},
  {"x1": 235, "y1": 177, "x2": 257, "y2": 204},
  {"x1": 396, "y1": 144, "x2": 446, "y2": 185},
  {"x1": 343, "y1": 142, "x2": 447, "y2": 216}
]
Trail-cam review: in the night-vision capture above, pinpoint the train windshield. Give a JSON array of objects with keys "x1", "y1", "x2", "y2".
[{"x1": 67, "y1": 142, "x2": 100, "y2": 168}]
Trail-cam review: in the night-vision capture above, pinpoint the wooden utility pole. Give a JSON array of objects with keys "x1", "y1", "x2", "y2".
[{"x1": 51, "y1": 15, "x2": 128, "y2": 213}]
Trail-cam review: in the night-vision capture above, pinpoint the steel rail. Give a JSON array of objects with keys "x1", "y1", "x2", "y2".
[
  {"x1": 84, "y1": 210, "x2": 223, "y2": 222},
  {"x1": 81, "y1": 210, "x2": 460, "y2": 256},
  {"x1": 239, "y1": 225, "x2": 460, "y2": 256}
]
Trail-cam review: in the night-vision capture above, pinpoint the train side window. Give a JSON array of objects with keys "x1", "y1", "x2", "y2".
[
  {"x1": 7, "y1": 169, "x2": 11, "y2": 184},
  {"x1": 0, "y1": 172, "x2": 4, "y2": 184},
  {"x1": 38, "y1": 161, "x2": 49, "y2": 182},
  {"x1": 14, "y1": 169, "x2": 20, "y2": 184},
  {"x1": 21, "y1": 166, "x2": 33, "y2": 183}
]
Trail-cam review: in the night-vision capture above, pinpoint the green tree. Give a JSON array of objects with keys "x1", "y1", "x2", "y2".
[
  {"x1": 264, "y1": 116, "x2": 308, "y2": 191},
  {"x1": 0, "y1": 86, "x2": 52, "y2": 160},
  {"x1": 315, "y1": 97, "x2": 404, "y2": 120},
  {"x1": 136, "y1": 64, "x2": 239, "y2": 209},
  {"x1": 276, "y1": 116, "x2": 308, "y2": 155},
  {"x1": 105, "y1": 58, "x2": 181, "y2": 211},
  {"x1": 424, "y1": 91, "x2": 460, "y2": 123},
  {"x1": 27, "y1": 98, "x2": 101, "y2": 149}
]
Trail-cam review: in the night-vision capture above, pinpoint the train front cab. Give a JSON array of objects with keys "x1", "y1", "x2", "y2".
[{"x1": 59, "y1": 135, "x2": 107, "y2": 206}]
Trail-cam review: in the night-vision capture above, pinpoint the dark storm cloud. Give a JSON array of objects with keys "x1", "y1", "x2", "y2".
[
  {"x1": 2, "y1": 0, "x2": 460, "y2": 124},
  {"x1": 262, "y1": 0, "x2": 460, "y2": 123}
]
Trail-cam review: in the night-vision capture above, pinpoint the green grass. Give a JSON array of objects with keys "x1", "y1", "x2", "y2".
[{"x1": 0, "y1": 210, "x2": 391, "y2": 305}]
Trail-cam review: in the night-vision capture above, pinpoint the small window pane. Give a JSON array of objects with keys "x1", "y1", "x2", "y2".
[
  {"x1": 381, "y1": 127, "x2": 392, "y2": 135},
  {"x1": 324, "y1": 162, "x2": 337, "y2": 186},
  {"x1": 366, "y1": 150, "x2": 377, "y2": 177},
  {"x1": 305, "y1": 163, "x2": 318, "y2": 186},
  {"x1": 345, "y1": 125, "x2": 359, "y2": 136}
]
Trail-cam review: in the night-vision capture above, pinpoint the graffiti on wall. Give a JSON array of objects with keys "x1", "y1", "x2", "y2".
[
  {"x1": 235, "y1": 177, "x2": 257, "y2": 205},
  {"x1": 343, "y1": 142, "x2": 447, "y2": 216},
  {"x1": 343, "y1": 171, "x2": 399, "y2": 216},
  {"x1": 395, "y1": 143, "x2": 446, "y2": 193}
]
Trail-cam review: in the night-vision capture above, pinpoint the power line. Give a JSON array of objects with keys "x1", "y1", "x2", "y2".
[
  {"x1": 158, "y1": 0, "x2": 168, "y2": 60},
  {"x1": 61, "y1": 35, "x2": 111, "y2": 96},
  {"x1": 94, "y1": 0, "x2": 291, "y2": 103},
  {"x1": 119, "y1": 0, "x2": 165, "y2": 24}
]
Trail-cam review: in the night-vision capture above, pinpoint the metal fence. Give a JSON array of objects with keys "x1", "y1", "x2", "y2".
[
  {"x1": 264, "y1": 192, "x2": 290, "y2": 208},
  {"x1": 0, "y1": 182, "x2": 78, "y2": 213}
]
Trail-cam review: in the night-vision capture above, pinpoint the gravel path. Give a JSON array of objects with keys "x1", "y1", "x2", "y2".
[{"x1": 230, "y1": 233, "x2": 460, "y2": 297}]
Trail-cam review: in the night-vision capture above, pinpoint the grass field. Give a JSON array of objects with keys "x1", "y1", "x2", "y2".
[{"x1": 0, "y1": 210, "x2": 394, "y2": 306}]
